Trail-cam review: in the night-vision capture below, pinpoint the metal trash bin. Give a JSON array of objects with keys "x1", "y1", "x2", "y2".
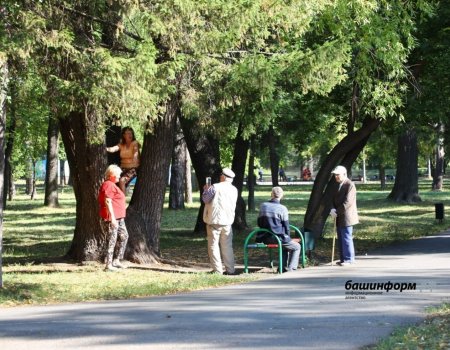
[{"x1": 435, "y1": 203, "x2": 444, "y2": 222}]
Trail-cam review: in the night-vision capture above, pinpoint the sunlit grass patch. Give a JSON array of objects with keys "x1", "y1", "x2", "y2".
[
  {"x1": 0, "y1": 266, "x2": 259, "y2": 307},
  {"x1": 365, "y1": 303, "x2": 450, "y2": 350}
]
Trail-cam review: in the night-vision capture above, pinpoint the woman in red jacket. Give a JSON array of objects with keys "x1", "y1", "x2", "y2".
[{"x1": 98, "y1": 164, "x2": 129, "y2": 271}]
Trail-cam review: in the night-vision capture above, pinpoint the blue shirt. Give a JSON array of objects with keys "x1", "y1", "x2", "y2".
[{"x1": 257, "y1": 199, "x2": 291, "y2": 244}]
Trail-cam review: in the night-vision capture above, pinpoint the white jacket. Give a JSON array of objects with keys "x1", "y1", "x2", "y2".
[{"x1": 203, "y1": 181, "x2": 238, "y2": 225}]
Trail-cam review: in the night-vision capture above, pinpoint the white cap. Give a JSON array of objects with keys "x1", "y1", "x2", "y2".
[
  {"x1": 331, "y1": 165, "x2": 347, "y2": 175},
  {"x1": 222, "y1": 168, "x2": 235, "y2": 179}
]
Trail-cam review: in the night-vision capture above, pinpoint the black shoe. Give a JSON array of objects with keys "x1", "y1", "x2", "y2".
[
  {"x1": 283, "y1": 267, "x2": 295, "y2": 273},
  {"x1": 223, "y1": 271, "x2": 238, "y2": 276}
]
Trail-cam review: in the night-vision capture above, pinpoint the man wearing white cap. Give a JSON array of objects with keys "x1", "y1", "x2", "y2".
[
  {"x1": 202, "y1": 168, "x2": 238, "y2": 275},
  {"x1": 330, "y1": 165, "x2": 359, "y2": 266}
]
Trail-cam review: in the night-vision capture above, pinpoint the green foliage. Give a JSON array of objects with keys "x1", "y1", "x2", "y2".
[{"x1": 7, "y1": 65, "x2": 49, "y2": 179}]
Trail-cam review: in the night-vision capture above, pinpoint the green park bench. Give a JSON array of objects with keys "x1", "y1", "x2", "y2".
[{"x1": 243, "y1": 225, "x2": 306, "y2": 274}]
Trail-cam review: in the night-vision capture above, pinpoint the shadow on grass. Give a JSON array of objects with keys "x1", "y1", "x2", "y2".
[{"x1": 0, "y1": 283, "x2": 45, "y2": 303}]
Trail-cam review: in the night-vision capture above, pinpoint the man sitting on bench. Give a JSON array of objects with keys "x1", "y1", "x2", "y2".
[{"x1": 256, "y1": 187, "x2": 301, "y2": 272}]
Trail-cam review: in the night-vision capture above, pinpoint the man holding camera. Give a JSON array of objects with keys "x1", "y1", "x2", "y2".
[{"x1": 202, "y1": 168, "x2": 238, "y2": 275}]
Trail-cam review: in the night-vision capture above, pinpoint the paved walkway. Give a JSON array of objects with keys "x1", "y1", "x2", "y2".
[{"x1": 1, "y1": 231, "x2": 449, "y2": 350}]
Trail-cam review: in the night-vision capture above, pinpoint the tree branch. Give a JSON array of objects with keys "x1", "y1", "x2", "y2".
[{"x1": 58, "y1": 4, "x2": 145, "y2": 43}]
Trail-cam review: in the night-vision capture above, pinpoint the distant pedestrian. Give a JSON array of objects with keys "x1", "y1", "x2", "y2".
[
  {"x1": 258, "y1": 169, "x2": 263, "y2": 181},
  {"x1": 202, "y1": 168, "x2": 238, "y2": 275},
  {"x1": 279, "y1": 167, "x2": 286, "y2": 181},
  {"x1": 329, "y1": 165, "x2": 359, "y2": 266},
  {"x1": 256, "y1": 187, "x2": 301, "y2": 272},
  {"x1": 98, "y1": 164, "x2": 129, "y2": 271}
]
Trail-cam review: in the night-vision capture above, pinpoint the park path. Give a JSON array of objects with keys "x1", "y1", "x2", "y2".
[{"x1": 0, "y1": 231, "x2": 449, "y2": 350}]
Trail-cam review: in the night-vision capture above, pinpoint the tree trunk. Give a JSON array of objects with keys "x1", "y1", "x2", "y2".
[
  {"x1": 31, "y1": 160, "x2": 37, "y2": 200},
  {"x1": 231, "y1": 123, "x2": 249, "y2": 230},
  {"x1": 304, "y1": 117, "x2": 381, "y2": 236},
  {"x1": 184, "y1": 149, "x2": 193, "y2": 204},
  {"x1": 169, "y1": 119, "x2": 185, "y2": 210},
  {"x1": 247, "y1": 137, "x2": 256, "y2": 211},
  {"x1": 60, "y1": 159, "x2": 67, "y2": 186},
  {"x1": 388, "y1": 128, "x2": 421, "y2": 203},
  {"x1": 179, "y1": 115, "x2": 221, "y2": 234},
  {"x1": 105, "y1": 124, "x2": 121, "y2": 166},
  {"x1": 379, "y1": 165, "x2": 386, "y2": 190},
  {"x1": 432, "y1": 123, "x2": 444, "y2": 190},
  {"x1": 44, "y1": 116, "x2": 60, "y2": 207},
  {"x1": 25, "y1": 159, "x2": 33, "y2": 195},
  {"x1": 59, "y1": 110, "x2": 107, "y2": 262},
  {"x1": 268, "y1": 125, "x2": 280, "y2": 186},
  {"x1": 3, "y1": 83, "x2": 16, "y2": 206},
  {"x1": 0, "y1": 56, "x2": 8, "y2": 288},
  {"x1": 126, "y1": 98, "x2": 178, "y2": 263}
]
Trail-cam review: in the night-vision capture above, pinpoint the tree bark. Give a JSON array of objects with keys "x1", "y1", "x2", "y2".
[
  {"x1": 59, "y1": 110, "x2": 107, "y2": 261},
  {"x1": 231, "y1": 123, "x2": 249, "y2": 230},
  {"x1": 179, "y1": 116, "x2": 221, "y2": 234},
  {"x1": 0, "y1": 56, "x2": 8, "y2": 288},
  {"x1": 247, "y1": 137, "x2": 256, "y2": 211},
  {"x1": 304, "y1": 117, "x2": 381, "y2": 236},
  {"x1": 25, "y1": 160, "x2": 33, "y2": 195},
  {"x1": 388, "y1": 128, "x2": 421, "y2": 203},
  {"x1": 268, "y1": 125, "x2": 280, "y2": 186},
  {"x1": 126, "y1": 98, "x2": 178, "y2": 262},
  {"x1": 184, "y1": 148, "x2": 193, "y2": 204},
  {"x1": 105, "y1": 124, "x2": 121, "y2": 166},
  {"x1": 44, "y1": 116, "x2": 60, "y2": 207},
  {"x1": 432, "y1": 123, "x2": 444, "y2": 190},
  {"x1": 30, "y1": 160, "x2": 37, "y2": 200},
  {"x1": 3, "y1": 83, "x2": 16, "y2": 206},
  {"x1": 378, "y1": 165, "x2": 386, "y2": 190},
  {"x1": 168, "y1": 119, "x2": 185, "y2": 210}
]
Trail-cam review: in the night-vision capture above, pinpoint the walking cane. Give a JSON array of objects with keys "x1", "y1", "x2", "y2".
[{"x1": 331, "y1": 217, "x2": 337, "y2": 266}]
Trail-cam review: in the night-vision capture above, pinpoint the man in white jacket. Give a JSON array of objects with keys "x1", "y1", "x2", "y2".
[{"x1": 202, "y1": 168, "x2": 238, "y2": 275}]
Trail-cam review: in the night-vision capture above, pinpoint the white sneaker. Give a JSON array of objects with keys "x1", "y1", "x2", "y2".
[
  {"x1": 112, "y1": 260, "x2": 126, "y2": 269},
  {"x1": 105, "y1": 265, "x2": 118, "y2": 271}
]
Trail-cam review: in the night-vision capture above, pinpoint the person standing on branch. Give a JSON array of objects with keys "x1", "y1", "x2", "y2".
[
  {"x1": 329, "y1": 165, "x2": 359, "y2": 266},
  {"x1": 106, "y1": 127, "x2": 140, "y2": 194},
  {"x1": 202, "y1": 168, "x2": 238, "y2": 275},
  {"x1": 98, "y1": 164, "x2": 129, "y2": 271}
]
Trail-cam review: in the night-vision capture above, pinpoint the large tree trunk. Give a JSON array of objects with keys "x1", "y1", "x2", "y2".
[
  {"x1": 126, "y1": 98, "x2": 178, "y2": 263},
  {"x1": 168, "y1": 119, "x2": 185, "y2": 210},
  {"x1": 0, "y1": 56, "x2": 8, "y2": 288},
  {"x1": 59, "y1": 110, "x2": 107, "y2": 262},
  {"x1": 304, "y1": 117, "x2": 381, "y2": 236},
  {"x1": 44, "y1": 116, "x2": 60, "y2": 207},
  {"x1": 432, "y1": 123, "x2": 444, "y2": 190},
  {"x1": 231, "y1": 123, "x2": 249, "y2": 230},
  {"x1": 388, "y1": 128, "x2": 421, "y2": 203},
  {"x1": 179, "y1": 116, "x2": 221, "y2": 234},
  {"x1": 267, "y1": 125, "x2": 280, "y2": 186}
]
